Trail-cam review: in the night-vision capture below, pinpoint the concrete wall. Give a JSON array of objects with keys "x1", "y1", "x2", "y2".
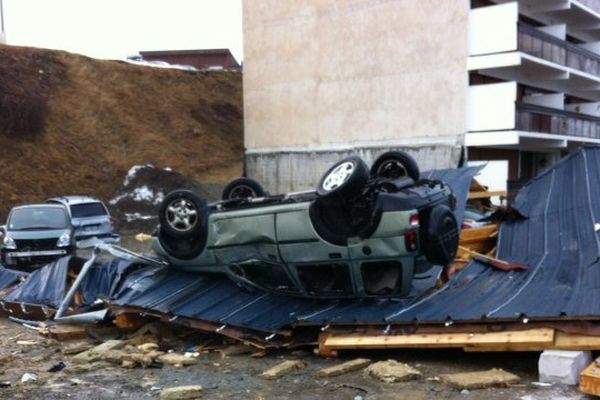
[{"x1": 243, "y1": 0, "x2": 469, "y2": 193}]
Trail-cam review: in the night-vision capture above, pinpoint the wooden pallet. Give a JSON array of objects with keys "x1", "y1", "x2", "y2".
[{"x1": 318, "y1": 328, "x2": 600, "y2": 357}]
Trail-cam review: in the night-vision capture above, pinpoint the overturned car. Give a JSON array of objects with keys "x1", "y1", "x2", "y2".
[{"x1": 151, "y1": 152, "x2": 459, "y2": 298}]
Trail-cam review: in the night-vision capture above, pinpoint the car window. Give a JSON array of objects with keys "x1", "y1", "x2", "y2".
[
  {"x1": 8, "y1": 207, "x2": 69, "y2": 230},
  {"x1": 70, "y1": 202, "x2": 108, "y2": 218}
]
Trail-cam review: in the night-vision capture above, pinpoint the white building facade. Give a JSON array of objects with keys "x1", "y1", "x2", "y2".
[{"x1": 243, "y1": 0, "x2": 600, "y2": 193}]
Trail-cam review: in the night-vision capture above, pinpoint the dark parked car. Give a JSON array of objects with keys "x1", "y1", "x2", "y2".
[
  {"x1": 152, "y1": 152, "x2": 460, "y2": 298},
  {"x1": 46, "y1": 196, "x2": 119, "y2": 244},
  {"x1": 0, "y1": 204, "x2": 75, "y2": 269}
]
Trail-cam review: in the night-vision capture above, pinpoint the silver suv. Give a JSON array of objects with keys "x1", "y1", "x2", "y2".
[{"x1": 46, "y1": 196, "x2": 119, "y2": 244}]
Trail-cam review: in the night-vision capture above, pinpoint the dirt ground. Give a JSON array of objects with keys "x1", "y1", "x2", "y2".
[
  {"x1": 0, "y1": 231, "x2": 590, "y2": 400},
  {"x1": 0, "y1": 316, "x2": 588, "y2": 400},
  {"x1": 0, "y1": 44, "x2": 243, "y2": 222}
]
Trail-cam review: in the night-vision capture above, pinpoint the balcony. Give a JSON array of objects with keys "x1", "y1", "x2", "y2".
[
  {"x1": 516, "y1": 102, "x2": 600, "y2": 139},
  {"x1": 469, "y1": 2, "x2": 600, "y2": 100},
  {"x1": 467, "y1": 81, "x2": 600, "y2": 148},
  {"x1": 518, "y1": 23, "x2": 600, "y2": 77}
]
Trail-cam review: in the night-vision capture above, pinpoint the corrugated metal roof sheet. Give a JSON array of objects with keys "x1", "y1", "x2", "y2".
[{"x1": 0, "y1": 267, "x2": 26, "y2": 291}]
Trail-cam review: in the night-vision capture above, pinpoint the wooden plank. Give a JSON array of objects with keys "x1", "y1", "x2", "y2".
[
  {"x1": 468, "y1": 191, "x2": 507, "y2": 200},
  {"x1": 554, "y1": 331, "x2": 600, "y2": 350},
  {"x1": 320, "y1": 329, "x2": 555, "y2": 351},
  {"x1": 580, "y1": 357, "x2": 600, "y2": 396}
]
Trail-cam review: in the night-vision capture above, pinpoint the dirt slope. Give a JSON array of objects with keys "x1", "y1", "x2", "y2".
[{"x1": 0, "y1": 44, "x2": 243, "y2": 220}]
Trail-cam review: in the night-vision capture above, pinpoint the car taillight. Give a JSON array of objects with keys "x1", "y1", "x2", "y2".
[
  {"x1": 405, "y1": 229, "x2": 418, "y2": 252},
  {"x1": 409, "y1": 214, "x2": 419, "y2": 227},
  {"x1": 110, "y1": 217, "x2": 116, "y2": 227}
]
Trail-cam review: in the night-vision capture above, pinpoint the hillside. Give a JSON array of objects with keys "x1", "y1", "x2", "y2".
[{"x1": 0, "y1": 44, "x2": 243, "y2": 220}]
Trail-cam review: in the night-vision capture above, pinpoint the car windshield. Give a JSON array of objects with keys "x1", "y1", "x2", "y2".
[
  {"x1": 8, "y1": 207, "x2": 68, "y2": 230},
  {"x1": 70, "y1": 202, "x2": 108, "y2": 218}
]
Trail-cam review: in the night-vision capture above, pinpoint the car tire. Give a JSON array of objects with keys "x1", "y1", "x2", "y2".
[
  {"x1": 159, "y1": 190, "x2": 206, "y2": 238},
  {"x1": 419, "y1": 204, "x2": 459, "y2": 266},
  {"x1": 370, "y1": 151, "x2": 420, "y2": 181},
  {"x1": 158, "y1": 229, "x2": 207, "y2": 260},
  {"x1": 222, "y1": 177, "x2": 266, "y2": 200},
  {"x1": 317, "y1": 156, "x2": 369, "y2": 200}
]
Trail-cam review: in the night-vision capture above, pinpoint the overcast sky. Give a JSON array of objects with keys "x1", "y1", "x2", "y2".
[{"x1": 2, "y1": 0, "x2": 243, "y2": 61}]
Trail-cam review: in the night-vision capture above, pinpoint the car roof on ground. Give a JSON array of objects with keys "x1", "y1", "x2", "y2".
[{"x1": 46, "y1": 196, "x2": 103, "y2": 205}]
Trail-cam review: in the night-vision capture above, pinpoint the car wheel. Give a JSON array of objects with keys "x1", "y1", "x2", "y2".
[
  {"x1": 222, "y1": 177, "x2": 265, "y2": 200},
  {"x1": 370, "y1": 151, "x2": 420, "y2": 181},
  {"x1": 317, "y1": 156, "x2": 369, "y2": 200},
  {"x1": 159, "y1": 190, "x2": 206, "y2": 238},
  {"x1": 420, "y1": 204, "x2": 459, "y2": 266},
  {"x1": 158, "y1": 229, "x2": 207, "y2": 260}
]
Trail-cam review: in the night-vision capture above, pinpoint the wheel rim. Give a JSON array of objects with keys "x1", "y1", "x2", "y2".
[
  {"x1": 229, "y1": 185, "x2": 257, "y2": 199},
  {"x1": 165, "y1": 198, "x2": 198, "y2": 232},
  {"x1": 322, "y1": 161, "x2": 355, "y2": 191},
  {"x1": 377, "y1": 159, "x2": 408, "y2": 179}
]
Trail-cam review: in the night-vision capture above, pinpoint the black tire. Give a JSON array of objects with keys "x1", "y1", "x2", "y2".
[
  {"x1": 317, "y1": 156, "x2": 369, "y2": 200},
  {"x1": 370, "y1": 151, "x2": 420, "y2": 181},
  {"x1": 222, "y1": 177, "x2": 265, "y2": 200},
  {"x1": 159, "y1": 190, "x2": 206, "y2": 238},
  {"x1": 158, "y1": 229, "x2": 207, "y2": 260},
  {"x1": 419, "y1": 204, "x2": 459, "y2": 266}
]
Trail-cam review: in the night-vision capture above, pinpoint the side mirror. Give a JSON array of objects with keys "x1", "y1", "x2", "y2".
[{"x1": 0, "y1": 225, "x2": 5, "y2": 238}]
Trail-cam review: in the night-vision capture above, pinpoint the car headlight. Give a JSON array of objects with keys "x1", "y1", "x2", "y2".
[
  {"x1": 3, "y1": 234, "x2": 16, "y2": 250},
  {"x1": 57, "y1": 232, "x2": 71, "y2": 247}
]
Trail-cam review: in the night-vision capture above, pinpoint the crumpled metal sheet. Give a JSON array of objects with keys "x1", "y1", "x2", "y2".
[
  {"x1": 384, "y1": 146, "x2": 600, "y2": 323},
  {"x1": 1, "y1": 256, "x2": 136, "y2": 311},
  {"x1": 0, "y1": 267, "x2": 27, "y2": 291},
  {"x1": 2, "y1": 257, "x2": 70, "y2": 308}
]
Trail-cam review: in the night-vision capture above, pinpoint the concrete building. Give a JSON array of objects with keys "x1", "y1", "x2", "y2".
[
  {"x1": 140, "y1": 49, "x2": 240, "y2": 70},
  {"x1": 243, "y1": 0, "x2": 469, "y2": 193},
  {"x1": 468, "y1": 0, "x2": 600, "y2": 193},
  {"x1": 243, "y1": 0, "x2": 600, "y2": 195}
]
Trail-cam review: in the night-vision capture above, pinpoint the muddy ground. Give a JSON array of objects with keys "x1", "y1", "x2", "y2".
[
  {"x1": 0, "y1": 232, "x2": 590, "y2": 400},
  {"x1": 0, "y1": 316, "x2": 588, "y2": 400}
]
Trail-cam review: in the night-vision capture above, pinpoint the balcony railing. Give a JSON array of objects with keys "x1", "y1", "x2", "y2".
[
  {"x1": 518, "y1": 22, "x2": 600, "y2": 77},
  {"x1": 577, "y1": 0, "x2": 600, "y2": 14},
  {"x1": 516, "y1": 102, "x2": 600, "y2": 139}
]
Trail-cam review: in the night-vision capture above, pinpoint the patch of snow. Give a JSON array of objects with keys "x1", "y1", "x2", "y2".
[
  {"x1": 154, "y1": 191, "x2": 165, "y2": 205},
  {"x1": 163, "y1": 167, "x2": 172, "y2": 171},
  {"x1": 124, "y1": 213, "x2": 156, "y2": 222},
  {"x1": 124, "y1": 164, "x2": 154, "y2": 187},
  {"x1": 132, "y1": 186, "x2": 155, "y2": 202},
  {"x1": 109, "y1": 193, "x2": 128, "y2": 205}
]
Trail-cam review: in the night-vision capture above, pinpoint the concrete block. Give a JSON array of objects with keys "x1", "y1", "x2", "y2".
[
  {"x1": 365, "y1": 360, "x2": 422, "y2": 383},
  {"x1": 539, "y1": 350, "x2": 592, "y2": 385},
  {"x1": 160, "y1": 385, "x2": 203, "y2": 400},
  {"x1": 440, "y1": 368, "x2": 520, "y2": 389},
  {"x1": 260, "y1": 360, "x2": 307, "y2": 380},
  {"x1": 318, "y1": 358, "x2": 371, "y2": 378}
]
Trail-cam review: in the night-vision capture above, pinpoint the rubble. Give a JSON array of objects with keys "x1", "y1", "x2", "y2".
[
  {"x1": 365, "y1": 360, "x2": 422, "y2": 383},
  {"x1": 260, "y1": 360, "x2": 307, "y2": 380},
  {"x1": 439, "y1": 368, "x2": 520, "y2": 390},
  {"x1": 71, "y1": 340, "x2": 126, "y2": 364},
  {"x1": 318, "y1": 358, "x2": 371, "y2": 378},
  {"x1": 157, "y1": 353, "x2": 198, "y2": 367},
  {"x1": 160, "y1": 385, "x2": 203, "y2": 400}
]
